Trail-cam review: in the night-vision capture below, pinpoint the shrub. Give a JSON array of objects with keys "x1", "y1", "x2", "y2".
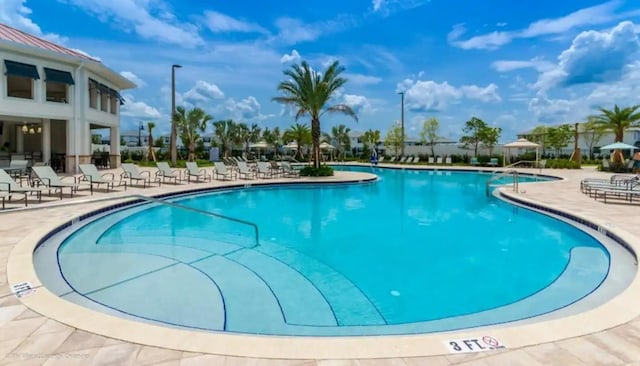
[
  {"x1": 299, "y1": 165, "x2": 334, "y2": 177},
  {"x1": 545, "y1": 159, "x2": 581, "y2": 169}
]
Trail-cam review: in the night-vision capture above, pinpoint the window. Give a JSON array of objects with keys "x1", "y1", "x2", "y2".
[
  {"x1": 5, "y1": 60, "x2": 40, "y2": 99},
  {"x1": 100, "y1": 86, "x2": 108, "y2": 112},
  {"x1": 44, "y1": 68, "x2": 74, "y2": 103},
  {"x1": 89, "y1": 79, "x2": 99, "y2": 109},
  {"x1": 109, "y1": 88, "x2": 122, "y2": 115}
]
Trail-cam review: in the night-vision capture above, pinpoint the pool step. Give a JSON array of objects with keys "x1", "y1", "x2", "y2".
[
  {"x1": 258, "y1": 242, "x2": 386, "y2": 326},
  {"x1": 225, "y1": 249, "x2": 337, "y2": 327}
]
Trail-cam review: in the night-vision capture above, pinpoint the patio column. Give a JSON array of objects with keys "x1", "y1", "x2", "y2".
[
  {"x1": 109, "y1": 125, "x2": 121, "y2": 169},
  {"x1": 16, "y1": 126, "x2": 24, "y2": 153},
  {"x1": 41, "y1": 119, "x2": 51, "y2": 163}
]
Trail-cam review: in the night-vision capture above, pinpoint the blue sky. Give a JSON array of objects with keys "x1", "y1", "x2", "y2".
[{"x1": 2, "y1": 0, "x2": 640, "y2": 141}]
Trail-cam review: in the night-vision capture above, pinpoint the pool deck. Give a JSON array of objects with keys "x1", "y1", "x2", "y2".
[{"x1": 1, "y1": 164, "x2": 640, "y2": 365}]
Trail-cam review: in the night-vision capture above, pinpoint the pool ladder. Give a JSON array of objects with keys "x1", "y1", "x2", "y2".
[{"x1": 485, "y1": 169, "x2": 519, "y2": 197}]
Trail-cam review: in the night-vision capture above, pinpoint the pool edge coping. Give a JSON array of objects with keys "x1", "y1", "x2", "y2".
[{"x1": 6, "y1": 167, "x2": 640, "y2": 359}]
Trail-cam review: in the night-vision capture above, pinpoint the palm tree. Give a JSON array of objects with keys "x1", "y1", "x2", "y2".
[
  {"x1": 273, "y1": 60, "x2": 357, "y2": 168},
  {"x1": 330, "y1": 124, "x2": 351, "y2": 159},
  {"x1": 175, "y1": 106, "x2": 213, "y2": 162},
  {"x1": 362, "y1": 129, "x2": 381, "y2": 156},
  {"x1": 147, "y1": 121, "x2": 156, "y2": 161},
  {"x1": 592, "y1": 104, "x2": 640, "y2": 162},
  {"x1": 213, "y1": 120, "x2": 236, "y2": 158},
  {"x1": 262, "y1": 126, "x2": 281, "y2": 157},
  {"x1": 283, "y1": 123, "x2": 311, "y2": 160}
]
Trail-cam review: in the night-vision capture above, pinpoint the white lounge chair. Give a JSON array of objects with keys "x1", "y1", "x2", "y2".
[
  {"x1": 155, "y1": 162, "x2": 181, "y2": 185},
  {"x1": 121, "y1": 163, "x2": 156, "y2": 187},
  {"x1": 428, "y1": 157, "x2": 435, "y2": 164},
  {"x1": 185, "y1": 162, "x2": 211, "y2": 183},
  {"x1": 281, "y1": 162, "x2": 300, "y2": 177},
  {"x1": 256, "y1": 162, "x2": 274, "y2": 178},
  {"x1": 79, "y1": 164, "x2": 126, "y2": 192},
  {"x1": 445, "y1": 157, "x2": 452, "y2": 165},
  {"x1": 236, "y1": 161, "x2": 256, "y2": 180},
  {"x1": 0, "y1": 169, "x2": 42, "y2": 206},
  {"x1": 31, "y1": 166, "x2": 80, "y2": 199},
  {"x1": 214, "y1": 162, "x2": 236, "y2": 181},
  {"x1": 436, "y1": 157, "x2": 443, "y2": 165}
]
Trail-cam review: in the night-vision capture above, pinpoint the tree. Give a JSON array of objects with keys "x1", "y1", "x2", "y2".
[
  {"x1": 362, "y1": 129, "x2": 381, "y2": 156},
  {"x1": 273, "y1": 60, "x2": 357, "y2": 168},
  {"x1": 213, "y1": 120, "x2": 236, "y2": 158},
  {"x1": 581, "y1": 118, "x2": 607, "y2": 160},
  {"x1": 147, "y1": 121, "x2": 156, "y2": 161},
  {"x1": 480, "y1": 127, "x2": 502, "y2": 156},
  {"x1": 325, "y1": 124, "x2": 351, "y2": 159},
  {"x1": 592, "y1": 104, "x2": 640, "y2": 162},
  {"x1": 527, "y1": 126, "x2": 549, "y2": 156},
  {"x1": 459, "y1": 117, "x2": 487, "y2": 157},
  {"x1": 91, "y1": 134, "x2": 101, "y2": 144},
  {"x1": 154, "y1": 137, "x2": 165, "y2": 148},
  {"x1": 283, "y1": 123, "x2": 311, "y2": 160},
  {"x1": 384, "y1": 122, "x2": 405, "y2": 156},
  {"x1": 546, "y1": 124, "x2": 573, "y2": 157},
  {"x1": 262, "y1": 126, "x2": 281, "y2": 157},
  {"x1": 419, "y1": 118, "x2": 440, "y2": 158},
  {"x1": 175, "y1": 107, "x2": 213, "y2": 162}
]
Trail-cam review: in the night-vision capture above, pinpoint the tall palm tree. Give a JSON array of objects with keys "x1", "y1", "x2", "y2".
[
  {"x1": 362, "y1": 129, "x2": 381, "y2": 156},
  {"x1": 273, "y1": 60, "x2": 357, "y2": 168},
  {"x1": 213, "y1": 120, "x2": 236, "y2": 158},
  {"x1": 262, "y1": 126, "x2": 281, "y2": 157},
  {"x1": 283, "y1": 123, "x2": 311, "y2": 160},
  {"x1": 147, "y1": 121, "x2": 156, "y2": 162},
  {"x1": 175, "y1": 106, "x2": 213, "y2": 162},
  {"x1": 592, "y1": 104, "x2": 640, "y2": 162},
  {"x1": 234, "y1": 123, "x2": 249, "y2": 154},
  {"x1": 330, "y1": 124, "x2": 351, "y2": 159},
  {"x1": 248, "y1": 123, "x2": 262, "y2": 152}
]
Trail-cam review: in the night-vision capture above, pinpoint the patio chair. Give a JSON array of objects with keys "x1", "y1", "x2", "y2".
[
  {"x1": 0, "y1": 169, "x2": 42, "y2": 206},
  {"x1": 445, "y1": 157, "x2": 452, "y2": 165},
  {"x1": 155, "y1": 162, "x2": 181, "y2": 185},
  {"x1": 236, "y1": 161, "x2": 256, "y2": 180},
  {"x1": 436, "y1": 157, "x2": 443, "y2": 165},
  {"x1": 379, "y1": 156, "x2": 385, "y2": 164},
  {"x1": 487, "y1": 158, "x2": 499, "y2": 167},
  {"x1": 470, "y1": 157, "x2": 480, "y2": 166},
  {"x1": 428, "y1": 157, "x2": 435, "y2": 164},
  {"x1": 398, "y1": 156, "x2": 407, "y2": 164},
  {"x1": 185, "y1": 162, "x2": 211, "y2": 183},
  {"x1": 79, "y1": 164, "x2": 127, "y2": 193},
  {"x1": 602, "y1": 159, "x2": 611, "y2": 171},
  {"x1": 121, "y1": 163, "x2": 155, "y2": 188},
  {"x1": 281, "y1": 162, "x2": 300, "y2": 178},
  {"x1": 413, "y1": 157, "x2": 420, "y2": 164},
  {"x1": 269, "y1": 161, "x2": 284, "y2": 177},
  {"x1": 31, "y1": 166, "x2": 80, "y2": 199},
  {"x1": 389, "y1": 156, "x2": 397, "y2": 163},
  {"x1": 214, "y1": 162, "x2": 236, "y2": 181},
  {"x1": 256, "y1": 162, "x2": 274, "y2": 178},
  {"x1": 626, "y1": 159, "x2": 635, "y2": 173}
]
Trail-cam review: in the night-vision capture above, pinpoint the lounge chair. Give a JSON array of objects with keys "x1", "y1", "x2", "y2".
[
  {"x1": 626, "y1": 159, "x2": 635, "y2": 173},
  {"x1": 445, "y1": 157, "x2": 452, "y2": 165},
  {"x1": 602, "y1": 159, "x2": 611, "y2": 171},
  {"x1": 31, "y1": 166, "x2": 80, "y2": 199},
  {"x1": 269, "y1": 161, "x2": 284, "y2": 177},
  {"x1": 378, "y1": 156, "x2": 385, "y2": 164},
  {"x1": 470, "y1": 157, "x2": 480, "y2": 166},
  {"x1": 398, "y1": 156, "x2": 407, "y2": 164},
  {"x1": 214, "y1": 162, "x2": 236, "y2": 181},
  {"x1": 121, "y1": 163, "x2": 155, "y2": 187},
  {"x1": 185, "y1": 162, "x2": 211, "y2": 183},
  {"x1": 281, "y1": 162, "x2": 300, "y2": 177},
  {"x1": 79, "y1": 164, "x2": 127, "y2": 193},
  {"x1": 0, "y1": 169, "x2": 42, "y2": 206},
  {"x1": 428, "y1": 157, "x2": 435, "y2": 164},
  {"x1": 487, "y1": 158, "x2": 499, "y2": 167},
  {"x1": 155, "y1": 162, "x2": 181, "y2": 185},
  {"x1": 8, "y1": 160, "x2": 29, "y2": 183},
  {"x1": 413, "y1": 157, "x2": 420, "y2": 164},
  {"x1": 436, "y1": 157, "x2": 443, "y2": 165},
  {"x1": 236, "y1": 161, "x2": 256, "y2": 180},
  {"x1": 256, "y1": 162, "x2": 274, "y2": 178}
]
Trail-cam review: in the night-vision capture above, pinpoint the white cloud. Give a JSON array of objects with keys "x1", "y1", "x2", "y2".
[
  {"x1": 447, "y1": 23, "x2": 467, "y2": 43},
  {"x1": 450, "y1": 1, "x2": 635, "y2": 50},
  {"x1": 280, "y1": 50, "x2": 301, "y2": 64},
  {"x1": 183, "y1": 80, "x2": 225, "y2": 105},
  {"x1": 69, "y1": 48, "x2": 101, "y2": 61},
  {"x1": 204, "y1": 10, "x2": 267, "y2": 34},
  {"x1": 120, "y1": 71, "x2": 145, "y2": 87},
  {"x1": 535, "y1": 21, "x2": 640, "y2": 91},
  {"x1": 61, "y1": 0, "x2": 203, "y2": 47},
  {"x1": 342, "y1": 94, "x2": 372, "y2": 114},
  {"x1": 492, "y1": 58, "x2": 555, "y2": 72},
  {"x1": 0, "y1": 0, "x2": 66, "y2": 43},
  {"x1": 120, "y1": 95, "x2": 162, "y2": 119},
  {"x1": 220, "y1": 96, "x2": 274, "y2": 122},
  {"x1": 372, "y1": 0, "x2": 385, "y2": 12},
  {"x1": 398, "y1": 79, "x2": 501, "y2": 112},
  {"x1": 343, "y1": 73, "x2": 382, "y2": 86}
]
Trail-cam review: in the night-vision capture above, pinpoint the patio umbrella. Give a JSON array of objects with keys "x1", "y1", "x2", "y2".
[
  {"x1": 502, "y1": 138, "x2": 540, "y2": 168},
  {"x1": 319, "y1": 142, "x2": 335, "y2": 150},
  {"x1": 249, "y1": 140, "x2": 270, "y2": 149},
  {"x1": 598, "y1": 142, "x2": 639, "y2": 151},
  {"x1": 283, "y1": 141, "x2": 298, "y2": 150}
]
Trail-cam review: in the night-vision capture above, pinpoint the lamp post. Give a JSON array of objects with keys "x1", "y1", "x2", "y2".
[
  {"x1": 138, "y1": 121, "x2": 144, "y2": 147},
  {"x1": 170, "y1": 64, "x2": 182, "y2": 165},
  {"x1": 398, "y1": 91, "x2": 405, "y2": 157}
]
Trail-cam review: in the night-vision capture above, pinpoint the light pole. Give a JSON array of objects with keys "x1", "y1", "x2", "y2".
[
  {"x1": 170, "y1": 64, "x2": 182, "y2": 165},
  {"x1": 137, "y1": 121, "x2": 143, "y2": 147},
  {"x1": 398, "y1": 91, "x2": 405, "y2": 157}
]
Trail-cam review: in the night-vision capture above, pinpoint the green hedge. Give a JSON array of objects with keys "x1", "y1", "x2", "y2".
[
  {"x1": 545, "y1": 159, "x2": 581, "y2": 169},
  {"x1": 299, "y1": 165, "x2": 334, "y2": 177}
]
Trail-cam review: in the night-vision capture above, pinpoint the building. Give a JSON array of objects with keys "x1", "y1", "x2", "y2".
[
  {"x1": 121, "y1": 130, "x2": 149, "y2": 147},
  {"x1": 0, "y1": 23, "x2": 135, "y2": 173}
]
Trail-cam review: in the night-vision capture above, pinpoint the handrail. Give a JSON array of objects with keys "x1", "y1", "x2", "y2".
[
  {"x1": 486, "y1": 169, "x2": 519, "y2": 196},
  {"x1": 68, "y1": 194, "x2": 261, "y2": 248}
]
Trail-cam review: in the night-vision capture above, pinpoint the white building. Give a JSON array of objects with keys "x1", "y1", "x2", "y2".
[
  {"x1": 0, "y1": 23, "x2": 135, "y2": 173},
  {"x1": 121, "y1": 130, "x2": 148, "y2": 147}
]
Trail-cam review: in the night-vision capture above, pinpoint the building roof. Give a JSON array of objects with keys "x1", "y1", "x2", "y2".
[{"x1": 0, "y1": 23, "x2": 99, "y2": 62}]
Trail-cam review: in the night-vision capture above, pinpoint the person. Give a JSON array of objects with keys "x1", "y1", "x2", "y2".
[{"x1": 0, "y1": 142, "x2": 9, "y2": 152}]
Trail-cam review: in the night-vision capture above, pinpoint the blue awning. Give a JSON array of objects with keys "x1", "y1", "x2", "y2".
[
  {"x1": 4, "y1": 60, "x2": 40, "y2": 79},
  {"x1": 44, "y1": 68, "x2": 75, "y2": 85}
]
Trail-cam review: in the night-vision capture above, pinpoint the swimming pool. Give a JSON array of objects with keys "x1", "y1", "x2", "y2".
[{"x1": 34, "y1": 167, "x2": 622, "y2": 336}]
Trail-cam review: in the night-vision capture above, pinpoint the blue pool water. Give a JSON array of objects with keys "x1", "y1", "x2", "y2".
[{"x1": 37, "y1": 167, "x2": 611, "y2": 336}]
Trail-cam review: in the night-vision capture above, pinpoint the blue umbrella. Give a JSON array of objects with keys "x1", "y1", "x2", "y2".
[{"x1": 599, "y1": 142, "x2": 639, "y2": 151}]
